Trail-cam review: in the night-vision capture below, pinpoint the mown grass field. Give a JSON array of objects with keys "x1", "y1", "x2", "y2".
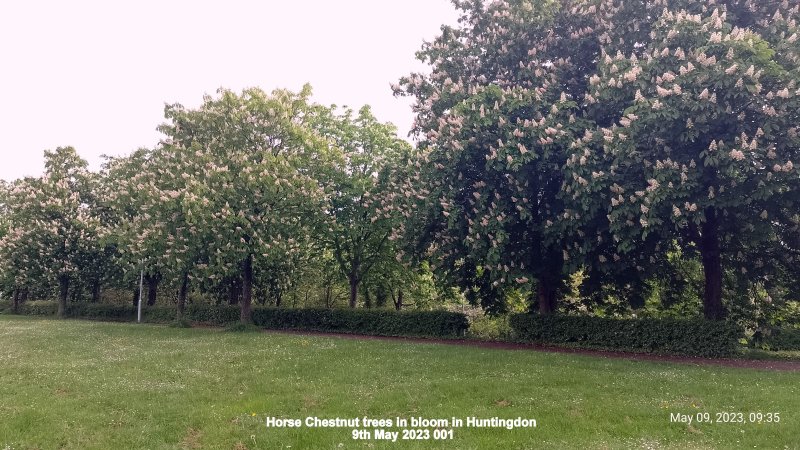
[{"x1": 0, "y1": 316, "x2": 797, "y2": 449}]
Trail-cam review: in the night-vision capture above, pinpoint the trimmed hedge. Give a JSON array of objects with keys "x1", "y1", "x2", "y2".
[
  {"x1": 69, "y1": 304, "x2": 137, "y2": 320},
  {"x1": 1, "y1": 302, "x2": 137, "y2": 319},
  {"x1": 761, "y1": 327, "x2": 800, "y2": 351},
  {"x1": 509, "y1": 314, "x2": 742, "y2": 357},
  {"x1": 251, "y1": 308, "x2": 469, "y2": 338},
  {"x1": 1, "y1": 301, "x2": 468, "y2": 338},
  {"x1": 179, "y1": 305, "x2": 240, "y2": 325},
  {"x1": 16, "y1": 301, "x2": 59, "y2": 316}
]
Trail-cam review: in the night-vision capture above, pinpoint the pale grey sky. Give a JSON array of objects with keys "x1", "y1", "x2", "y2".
[{"x1": 0, "y1": 0, "x2": 459, "y2": 181}]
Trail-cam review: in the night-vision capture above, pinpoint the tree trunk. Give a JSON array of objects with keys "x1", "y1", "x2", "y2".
[
  {"x1": 348, "y1": 274, "x2": 359, "y2": 309},
  {"x1": 20, "y1": 288, "x2": 28, "y2": 301},
  {"x1": 132, "y1": 286, "x2": 140, "y2": 307},
  {"x1": 240, "y1": 254, "x2": 254, "y2": 324},
  {"x1": 537, "y1": 278, "x2": 557, "y2": 314},
  {"x1": 699, "y1": 208, "x2": 726, "y2": 320},
  {"x1": 275, "y1": 292, "x2": 282, "y2": 308},
  {"x1": 177, "y1": 273, "x2": 188, "y2": 320},
  {"x1": 91, "y1": 281, "x2": 101, "y2": 303},
  {"x1": 58, "y1": 276, "x2": 69, "y2": 319},
  {"x1": 324, "y1": 284, "x2": 332, "y2": 309},
  {"x1": 12, "y1": 288, "x2": 19, "y2": 314},
  {"x1": 228, "y1": 277, "x2": 240, "y2": 305},
  {"x1": 146, "y1": 274, "x2": 159, "y2": 306},
  {"x1": 364, "y1": 286, "x2": 372, "y2": 309},
  {"x1": 394, "y1": 289, "x2": 403, "y2": 311}
]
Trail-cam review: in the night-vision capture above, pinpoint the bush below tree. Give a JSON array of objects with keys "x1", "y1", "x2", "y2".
[{"x1": 509, "y1": 313, "x2": 742, "y2": 357}]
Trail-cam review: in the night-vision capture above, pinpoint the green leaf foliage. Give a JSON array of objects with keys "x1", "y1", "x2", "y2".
[
  {"x1": 1, "y1": 302, "x2": 469, "y2": 339},
  {"x1": 509, "y1": 313, "x2": 742, "y2": 357},
  {"x1": 758, "y1": 327, "x2": 800, "y2": 351}
]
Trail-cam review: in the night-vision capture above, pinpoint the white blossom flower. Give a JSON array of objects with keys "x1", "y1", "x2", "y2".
[{"x1": 729, "y1": 149, "x2": 745, "y2": 161}]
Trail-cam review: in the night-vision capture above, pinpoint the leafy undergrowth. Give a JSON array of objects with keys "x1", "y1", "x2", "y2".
[
  {"x1": 0, "y1": 316, "x2": 797, "y2": 449},
  {"x1": 465, "y1": 314, "x2": 513, "y2": 341},
  {"x1": 466, "y1": 314, "x2": 800, "y2": 361}
]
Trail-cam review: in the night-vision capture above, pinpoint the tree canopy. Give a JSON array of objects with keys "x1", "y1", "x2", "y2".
[{"x1": 395, "y1": 0, "x2": 800, "y2": 319}]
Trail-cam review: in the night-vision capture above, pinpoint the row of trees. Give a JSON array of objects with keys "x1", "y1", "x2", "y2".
[
  {"x1": 1, "y1": 0, "x2": 799, "y2": 327},
  {"x1": 0, "y1": 88, "x2": 438, "y2": 323}
]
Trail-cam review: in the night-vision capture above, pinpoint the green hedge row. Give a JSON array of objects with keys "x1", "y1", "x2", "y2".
[
  {"x1": 0, "y1": 302, "x2": 469, "y2": 338},
  {"x1": 760, "y1": 327, "x2": 800, "y2": 351},
  {"x1": 509, "y1": 314, "x2": 742, "y2": 357},
  {"x1": 250, "y1": 308, "x2": 469, "y2": 338},
  {"x1": 4, "y1": 301, "x2": 752, "y2": 354},
  {"x1": 0, "y1": 302, "x2": 137, "y2": 318},
  {"x1": 1, "y1": 301, "x2": 59, "y2": 316}
]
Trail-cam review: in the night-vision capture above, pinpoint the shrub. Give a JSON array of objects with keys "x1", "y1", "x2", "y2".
[
  {"x1": 3, "y1": 301, "x2": 468, "y2": 339},
  {"x1": 760, "y1": 328, "x2": 800, "y2": 351},
  {"x1": 140, "y1": 305, "x2": 238, "y2": 325},
  {"x1": 66, "y1": 304, "x2": 137, "y2": 320},
  {"x1": 19, "y1": 301, "x2": 59, "y2": 316},
  {"x1": 250, "y1": 308, "x2": 469, "y2": 338},
  {"x1": 143, "y1": 307, "x2": 179, "y2": 323},
  {"x1": 184, "y1": 304, "x2": 240, "y2": 325},
  {"x1": 467, "y1": 314, "x2": 513, "y2": 341},
  {"x1": 509, "y1": 314, "x2": 742, "y2": 357}
]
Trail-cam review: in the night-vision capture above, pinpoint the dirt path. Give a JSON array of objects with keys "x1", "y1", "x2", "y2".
[{"x1": 262, "y1": 329, "x2": 800, "y2": 372}]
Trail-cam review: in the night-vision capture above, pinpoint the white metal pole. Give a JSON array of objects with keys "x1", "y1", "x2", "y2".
[{"x1": 137, "y1": 264, "x2": 144, "y2": 323}]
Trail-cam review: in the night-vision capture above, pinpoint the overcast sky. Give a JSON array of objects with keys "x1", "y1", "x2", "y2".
[{"x1": 0, "y1": 0, "x2": 459, "y2": 181}]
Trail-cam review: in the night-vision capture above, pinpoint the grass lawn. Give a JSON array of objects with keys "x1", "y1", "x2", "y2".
[{"x1": 0, "y1": 316, "x2": 797, "y2": 449}]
